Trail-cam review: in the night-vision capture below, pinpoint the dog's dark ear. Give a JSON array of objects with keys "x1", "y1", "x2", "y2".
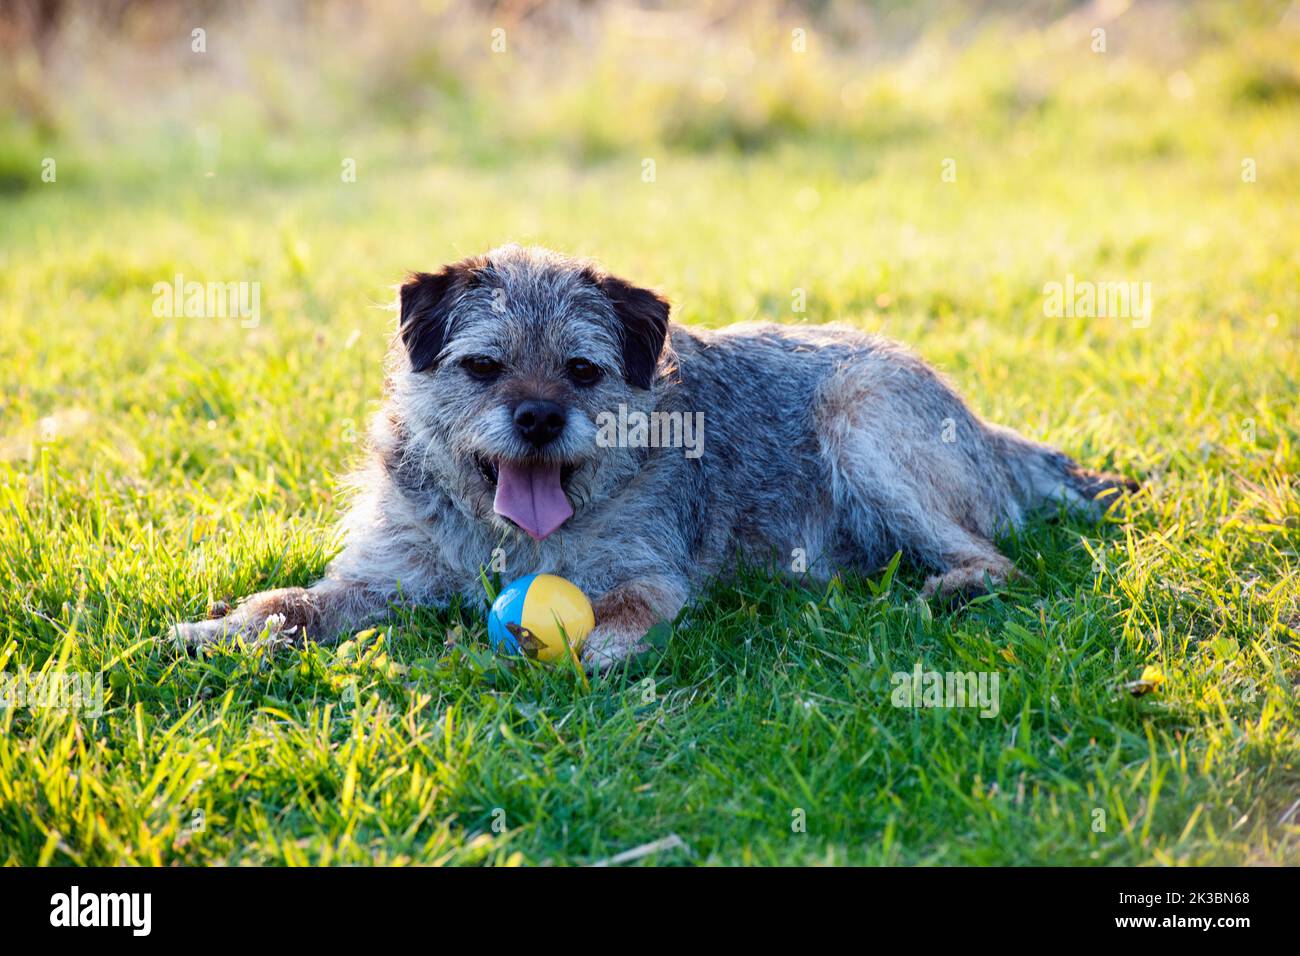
[
  {"x1": 399, "y1": 269, "x2": 458, "y2": 373},
  {"x1": 592, "y1": 272, "x2": 671, "y2": 389},
  {"x1": 399, "y1": 259, "x2": 484, "y2": 373}
]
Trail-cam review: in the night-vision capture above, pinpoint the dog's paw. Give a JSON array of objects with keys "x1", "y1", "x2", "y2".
[
  {"x1": 167, "y1": 612, "x2": 294, "y2": 651},
  {"x1": 581, "y1": 619, "x2": 673, "y2": 673},
  {"x1": 581, "y1": 624, "x2": 650, "y2": 672},
  {"x1": 168, "y1": 616, "x2": 242, "y2": 649},
  {"x1": 920, "y1": 561, "x2": 1015, "y2": 608}
]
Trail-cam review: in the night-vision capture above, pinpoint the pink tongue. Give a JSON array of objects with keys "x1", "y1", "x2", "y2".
[{"x1": 493, "y1": 461, "x2": 574, "y2": 540}]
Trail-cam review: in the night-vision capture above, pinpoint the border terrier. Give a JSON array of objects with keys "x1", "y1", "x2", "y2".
[{"x1": 172, "y1": 244, "x2": 1137, "y2": 668}]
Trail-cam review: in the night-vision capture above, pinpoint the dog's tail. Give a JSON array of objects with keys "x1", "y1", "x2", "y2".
[{"x1": 986, "y1": 423, "x2": 1139, "y2": 517}]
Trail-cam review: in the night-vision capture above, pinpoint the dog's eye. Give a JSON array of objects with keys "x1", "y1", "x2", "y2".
[
  {"x1": 566, "y1": 358, "x2": 602, "y2": 388},
  {"x1": 461, "y1": 356, "x2": 503, "y2": 381}
]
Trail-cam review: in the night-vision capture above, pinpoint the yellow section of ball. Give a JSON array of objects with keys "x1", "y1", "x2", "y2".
[{"x1": 520, "y1": 574, "x2": 595, "y2": 663}]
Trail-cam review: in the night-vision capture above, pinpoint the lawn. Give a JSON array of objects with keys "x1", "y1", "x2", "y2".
[{"x1": 0, "y1": 1, "x2": 1297, "y2": 865}]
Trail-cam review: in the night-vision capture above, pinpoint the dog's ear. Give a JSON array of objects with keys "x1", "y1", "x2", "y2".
[
  {"x1": 399, "y1": 259, "x2": 484, "y2": 373},
  {"x1": 591, "y1": 272, "x2": 671, "y2": 389}
]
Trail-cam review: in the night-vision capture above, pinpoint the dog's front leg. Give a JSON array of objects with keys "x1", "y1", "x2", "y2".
[
  {"x1": 170, "y1": 578, "x2": 392, "y2": 649},
  {"x1": 581, "y1": 575, "x2": 686, "y2": 671}
]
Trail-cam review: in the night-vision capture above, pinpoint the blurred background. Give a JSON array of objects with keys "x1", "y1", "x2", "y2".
[{"x1": 3, "y1": 0, "x2": 1299, "y2": 179}]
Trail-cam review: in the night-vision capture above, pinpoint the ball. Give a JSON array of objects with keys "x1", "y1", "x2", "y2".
[{"x1": 487, "y1": 574, "x2": 595, "y2": 663}]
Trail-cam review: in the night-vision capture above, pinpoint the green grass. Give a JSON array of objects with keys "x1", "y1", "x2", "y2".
[{"x1": 0, "y1": 3, "x2": 1297, "y2": 865}]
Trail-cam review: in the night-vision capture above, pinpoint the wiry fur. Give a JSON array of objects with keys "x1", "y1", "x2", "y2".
[{"x1": 172, "y1": 245, "x2": 1138, "y2": 667}]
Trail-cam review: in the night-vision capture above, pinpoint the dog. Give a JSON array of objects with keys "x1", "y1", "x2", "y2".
[{"x1": 171, "y1": 244, "x2": 1137, "y2": 668}]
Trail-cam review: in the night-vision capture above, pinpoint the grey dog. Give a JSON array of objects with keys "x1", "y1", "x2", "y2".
[{"x1": 172, "y1": 244, "x2": 1137, "y2": 668}]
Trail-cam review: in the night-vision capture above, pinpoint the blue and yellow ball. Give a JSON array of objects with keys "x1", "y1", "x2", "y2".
[{"x1": 488, "y1": 574, "x2": 595, "y2": 662}]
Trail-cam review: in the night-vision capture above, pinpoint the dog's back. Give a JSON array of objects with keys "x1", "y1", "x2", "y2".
[{"x1": 663, "y1": 320, "x2": 1135, "y2": 583}]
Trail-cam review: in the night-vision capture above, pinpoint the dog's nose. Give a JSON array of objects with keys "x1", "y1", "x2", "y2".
[{"x1": 513, "y1": 399, "x2": 567, "y2": 448}]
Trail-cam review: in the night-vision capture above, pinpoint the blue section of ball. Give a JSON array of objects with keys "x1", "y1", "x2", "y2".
[{"x1": 487, "y1": 574, "x2": 537, "y2": 654}]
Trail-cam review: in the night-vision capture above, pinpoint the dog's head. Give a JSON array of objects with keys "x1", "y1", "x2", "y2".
[{"x1": 390, "y1": 244, "x2": 670, "y2": 540}]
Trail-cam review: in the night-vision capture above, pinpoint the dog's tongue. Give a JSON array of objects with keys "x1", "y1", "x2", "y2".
[{"x1": 493, "y1": 461, "x2": 573, "y2": 540}]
